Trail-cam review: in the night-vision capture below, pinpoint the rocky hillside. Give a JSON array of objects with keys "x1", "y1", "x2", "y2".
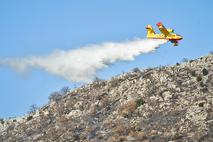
[{"x1": 0, "y1": 54, "x2": 213, "y2": 142}]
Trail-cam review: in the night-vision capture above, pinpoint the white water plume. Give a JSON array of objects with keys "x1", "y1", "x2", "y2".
[{"x1": 0, "y1": 39, "x2": 167, "y2": 82}]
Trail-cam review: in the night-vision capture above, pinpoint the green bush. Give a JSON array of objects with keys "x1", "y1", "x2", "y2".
[
  {"x1": 132, "y1": 67, "x2": 140, "y2": 72},
  {"x1": 202, "y1": 68, "x2": 209, "y2": 76},
  {"x1": 198, "y1": 102, "x2": 204, "y2": 107},
  {"x1": 136, "y1": 99, "x2": 145, "y2": 108},
  {"x1": 189, "y1": 60, "x2": 194, "y2": 63},
  {"x1": 196, "y1": 75, "x2": 202, "y2": 82},
  {"x1": 27, "y1": 115, "x2": 33, "y2": 121},
  {"x1": 0, "y1": 118, "x2": 4, "y2": 124},
  {"x1": 172, "y1": 133, "x2": 183, "y2": 140}
]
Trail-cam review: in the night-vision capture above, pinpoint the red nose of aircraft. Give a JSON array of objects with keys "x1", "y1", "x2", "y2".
[{"x1": 156, "y1": 22, "x2": 163, "y2": 27}]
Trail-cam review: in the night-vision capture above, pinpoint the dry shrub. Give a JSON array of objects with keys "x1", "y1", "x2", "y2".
[
  {"x1": 107, "y1": 134, "x2": 127, "y2": 142},
  {"x1": 119, "y1": 100, "x2": 136, "y2": 117},
  {"x1": 88, "y1": 104, "x2": 97, "y2": 116},
  {"x1": 85, "y1": 126, "x2": 94, "y2": 134},
  {"x1": 46, "y1": 127, "x2": 59, "y2": 141},
  {"x1": 97, "y1": 97, "x2": 109, "y2": 110},
  {"x1": 58, "y1": 115, "x2": 68, "y2": 124},
  {"x1": 112, "y1": 120, "x2": 131, "y2": 136},
  {"x1": 112, "y1": 123, "x2": 126, "y2": 134},
  {"x1": 129, "y1": 130, "x2": 147, "y2": 140},
  {"x1": 56, "y1": 103, "x2": 66, "y2": 115},
  {"x1": 103, "y1": 121, "x2": 113, "y2": 130}
]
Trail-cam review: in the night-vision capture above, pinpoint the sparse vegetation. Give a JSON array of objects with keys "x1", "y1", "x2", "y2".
[
  {"x1": 48, "y1": 86, "x2": 70, "y2": 102},
  {"x1": 182, "y1": 58, "x2": 189, "y2": 63},
  {"x1": 49, "y1": 92, "x2": 62, "y2": 102},
  {"x1": 1, "y1": 54, "x2": 212, "y2": 141},
  {"x1": 60, "y1": 86, "x2": 70, "y2": 95},
  {"x1": 112, "y1": 121, "x2": 131, "y2": 135},
  {"x1": 129, "y1": 131, "x2": 147, "y2": 140},
  {"x1": 94, "y1": 76, "x2": 104, "y2": 82},
  {"x1": 172, "y1": 133, "x2": 182, "y2": 140},
  {"x1": 28, "y1": 104, "x2": 38, "y2": 114}
]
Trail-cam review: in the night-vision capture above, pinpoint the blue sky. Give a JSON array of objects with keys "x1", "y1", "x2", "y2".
[{"x1": 0, "y1": 0, "x2": 212, "y2": 118}]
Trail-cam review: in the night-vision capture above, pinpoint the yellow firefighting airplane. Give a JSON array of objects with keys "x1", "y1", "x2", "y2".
[{"x1": 146, "y1": 22, "x2": 183, "y2": 46}]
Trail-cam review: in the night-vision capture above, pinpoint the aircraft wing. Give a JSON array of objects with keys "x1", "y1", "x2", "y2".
[{"x1": 156, "y1": 22, "x2": 170, "y2": 36}]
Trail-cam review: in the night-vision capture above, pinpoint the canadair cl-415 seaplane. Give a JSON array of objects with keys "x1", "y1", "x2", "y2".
[{"x1": 146, "y1": 22, "x2": 183, "y2": 46}]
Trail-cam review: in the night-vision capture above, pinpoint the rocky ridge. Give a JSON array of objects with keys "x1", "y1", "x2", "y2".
[{"x1": 0, "y1": 54, "x2": 213, "y2": 142}]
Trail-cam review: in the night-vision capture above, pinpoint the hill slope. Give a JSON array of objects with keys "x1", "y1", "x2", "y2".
[{"x1": 1, "y1": 54, "x2": 213, "y2": 142}]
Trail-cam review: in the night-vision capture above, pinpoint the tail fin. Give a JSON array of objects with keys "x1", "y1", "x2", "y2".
[{"x1": 146, "y1": 25, "x2": 155, "y2": 37}]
